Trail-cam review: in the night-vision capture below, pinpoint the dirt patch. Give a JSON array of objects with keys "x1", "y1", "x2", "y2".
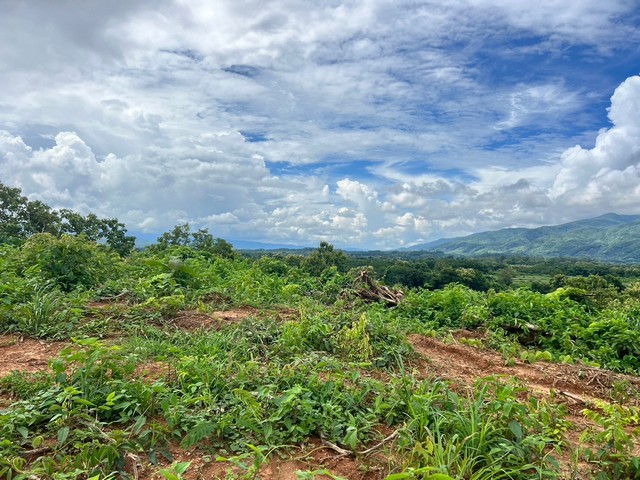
[
  {"x1": 169, "y1": 312, "x2": 221, "y2": 330},
  {"x1": 408, "y1": 333, "x2": 640, "y2": 473},
  {"x1": 169, "y1": 307, "x2": 295, "y2": 331},
  {"x1": 300, "y1": 438, "x2": 388, "y2": 479},
  {"x1": 0, "y1": 335, "x2": 67, "y2": 378},
  {"x1": 133, "y1": 438, "x2": 388, "y2": 480},
  {"x1": 134, "y1": 361, "x2": 176, "y2": 383},
  {"x1": 169, "y1": 308, "x2": 255, "y2": 330},
  {"x1": 408, "y1": 334, "x2": 640, "y2": 403}
]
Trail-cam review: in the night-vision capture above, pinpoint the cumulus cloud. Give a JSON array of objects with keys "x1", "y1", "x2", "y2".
[
  {"x1": 551, "y1": 76, "x2": 640, "y2": 207},
  {"x1": 1, "y1": 2, "x2": 639, "y2": 248}
]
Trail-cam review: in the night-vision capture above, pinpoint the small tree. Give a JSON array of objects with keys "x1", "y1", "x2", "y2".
[
  {"x1": 303, "y1": 241, "x2": 348, "y2": 277},
  {"x1": 150, "y1": 223, "x2": 236, "y2": 259},
  {"x1": 16, "y1": 234, "x2": 116, "y2": 291}
]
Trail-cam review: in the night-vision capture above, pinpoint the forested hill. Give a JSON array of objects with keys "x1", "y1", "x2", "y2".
[{"x1": 407, "y1": 213, "x2": 640, "y2": 263}]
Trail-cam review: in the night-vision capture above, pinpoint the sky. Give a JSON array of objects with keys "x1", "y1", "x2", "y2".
[{"x1": 1, "y1": 0, "x2": 639, "y2": 249}]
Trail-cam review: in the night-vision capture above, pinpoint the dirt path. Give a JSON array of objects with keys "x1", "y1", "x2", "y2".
[
  {"x1": 408, "y1": 332, "x2": 640, "y2": 404},
  {"x1": 169, "y1": 306, "x2": 294, "y2": 331}
]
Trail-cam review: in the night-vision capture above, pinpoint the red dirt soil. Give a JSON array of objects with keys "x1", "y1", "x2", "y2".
[
  {"x1": 0, "y1": 334, "x2": 67, "y2": 378},
  {"x1": 409, "y1": 332, "x2": 640, "y2": 403},
  {"x1": 169, "y1": 307, "x2": 274, "y2": 330}
]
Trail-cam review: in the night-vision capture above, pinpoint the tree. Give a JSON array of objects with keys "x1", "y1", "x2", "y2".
[
  {"x1": 496, "y1": 267, "x2": 514, "y2": 288},
  {"x1": 0, "y1": 183, "x2": 30, "y2": 241},
  {"x1": 0, "y1": 184, "x2": 62, "y2": 240},
  {"x1": 154, "y1": 223, "x2": 192, "y2": 250},
  {"x1": 24, "y1": 200, "x2": 61, "y2": 236},
  {"x1": 0, "y1": 182, "x2": 135, "y2": 255},
  {"x1": 17, "y1": 233, "x2": 115, "y2": 291},
  {"x1": 303, "y1": 241, "x2": 348, "y2": 276},
  {"x1": 383, "y1": 261, "x2": 429, "y2": 288},
  {"x1": 150, "y1": 223, "x2": 237, "y2": 259},
  {"x1": 59, "y1": 210, "x2": 135, "y2": 256}
]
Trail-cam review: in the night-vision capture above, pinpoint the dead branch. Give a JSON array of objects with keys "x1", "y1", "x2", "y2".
[
  {"x1": 500, "y1": 321, "x2": 549, "y2": 345},
  {"x1": 350, "y1": 270, "x2": 404, "y2": 307},
  {"x1": 23, "y1": 446, "x2": 53, "y2": 458},
  {"x1": 320, "y1": 428, "x2": 402, "y2": 458},
  {"x1": 359, "y1": 429, "x2": 400, "y2": 455},
  {"x1": 558, "y1": 390, "x2": 589, "y2": 405},
  {"x1": 321, "y1": 439, "x2": 351, "y2": 457}
]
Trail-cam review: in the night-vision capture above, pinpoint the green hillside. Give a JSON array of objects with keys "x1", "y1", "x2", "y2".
[{"x1": 408, "y1": 213, "x2": 640, "y2": 262}]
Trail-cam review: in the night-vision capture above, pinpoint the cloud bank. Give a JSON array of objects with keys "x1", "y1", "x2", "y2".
[{"x1": 0, "y1": 1, "x2": 639, "y2": 248}]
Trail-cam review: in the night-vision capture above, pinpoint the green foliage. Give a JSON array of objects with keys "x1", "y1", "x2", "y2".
[
  {"x1": 393, "y1": 378, "x2": 563, "y2": 479},
  {"x1": 336, "y1": 314, "x2": 373, "y2": 361},
  {"x1": 430, "y1": 265, "x2": 490, "y2": 291},
  {"x1": 0, "y1": 182, "x2": 135, "y2": 255},
  {"x1": 303, "y1": 241, "x2": 347, "y2": 276},
  {"x1": 11, "y1": 283, "x2": 83, "y2": 338},
  {"x1": 158, "y1": 461, "x2": 191, "y2": 480},
  {"x1": 150, "y1": 223, "x2": 237, "y2": 259},
  {"x1": 0, "y1": 338, "x2": 168, "y2": 479},
  {"x1": 0, "y1": 183, "x2": 59, "y2": 242},
  {"x1": 216, "y1": 444, "x2": 271, "y2": 479},
  {"x1": 409, "y1": 212, "x2": 640, "y2": 263},
  {"x1": 383, "y1": 261, "x2": 429, "y2": 288},
  {"x1": 58, "y1": 209, "x2": 135, "y2": 256},
  {"x1": 2, "y1": 230, "x2": 640, "y2": 478},
  {"x1": 580, "y1": 402, "x2": 640, "y2": 478},
  {"x1": 0, "y1": 370, "x2": 53, "y2": 399},
  {"x1": 15, "y1": 234, "x2": 118, "y2": 292},
  {"x1": 396, "y1": 284, "x2": 486, "y2": 330}
]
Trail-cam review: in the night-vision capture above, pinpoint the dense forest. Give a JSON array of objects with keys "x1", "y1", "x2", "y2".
[
  {"x1": 405, "y1": 213, "x2": 640, "y2": 263},
  {"x1": 1, "y1": 183, "x2": 639, "y2": 479}
]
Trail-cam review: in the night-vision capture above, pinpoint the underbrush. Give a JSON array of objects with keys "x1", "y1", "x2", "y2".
[
  {"x1": 393, "y1": 285, "x2": 640, "y2": 375},
  {"x1": 1, "y1": 334, "x2": 574, "y2": 480},
  {"x1": 1, "y1": 240, "x2": 639, "y2": 478}
]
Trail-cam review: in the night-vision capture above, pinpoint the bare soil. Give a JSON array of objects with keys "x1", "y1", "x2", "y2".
[
  {"x1": 134, "y1": 438, "x2": 385, "y2": 480},
  {"x1": 0, "y1": 334, "x2": 67, "y2": 378},
  {"x1": 408, "y1": 331, "x2": 640, "y2": 404},
  {"x1": 408, "y1": 331, "x2": 640, "y2": 476},
  {"x1": 169, "y1": 307, "x2": 274, "y2": 331}
]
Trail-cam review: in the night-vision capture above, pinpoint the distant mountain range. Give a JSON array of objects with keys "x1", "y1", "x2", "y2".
[
  {"x1": 132, "y1": 231, "x2": 310, "y2": 251},
  {"x1": 406, "y1": 213, "x2": 640, "y2": 263}
]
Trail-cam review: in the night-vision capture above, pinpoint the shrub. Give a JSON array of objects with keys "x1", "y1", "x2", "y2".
[{"x1": 15, "y1": 234, "x2": 118, "y2": 291}]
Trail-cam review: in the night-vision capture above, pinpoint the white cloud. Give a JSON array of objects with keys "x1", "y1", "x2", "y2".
[
  {"x1": 1, "y1": 2, "x2": 639, "y2": 249},
  {"x1": 551, "y1": 75, "x2": 640, "y2": 206}
]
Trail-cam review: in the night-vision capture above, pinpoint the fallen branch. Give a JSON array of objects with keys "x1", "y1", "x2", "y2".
[
  {"x1": 351, "y1": 270, "x2": 404, "y2": 307},
  {"x1": 500, "y1": 322, "x2": 549, "y2": 345},
  {"x1": 23, "y1": 446, "x2": 53, "y2": 458},
  {"x1": 359, "y1": 429, "x2": 400, "y2": 455},
  {"x1": 558, "y1": 390, "x2": 589, "y2": 405},
  {"x1": 321, "y1": 428, "x2": 402, "y2": 457},
  {"x1": 321, "y1": 439, "x2": 351, "y2": 457},
  {"x1": 126, "y1": 452, "x2": 140, "y2": 480}
]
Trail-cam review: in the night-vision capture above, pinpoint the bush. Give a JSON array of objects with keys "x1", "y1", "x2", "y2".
[{"x1": 15, "y1": 234, "x2": 118, "y2": 291}]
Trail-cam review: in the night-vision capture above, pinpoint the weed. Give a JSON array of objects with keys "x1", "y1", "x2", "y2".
[
  {"x1": 580, "y1": 401, "x2": 640, "y2": 478},
  {"x1": 158, "y1": 461, "x2": 191, "y2": 480}
]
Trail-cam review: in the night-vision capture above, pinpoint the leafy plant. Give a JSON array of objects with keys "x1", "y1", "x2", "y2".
[
  {"x1": 336, "y1": 313, "x2": 373, "y2": 361},
  {"x1": 159, "y1": 461, "x2": 191, "y2": 480},
  {"x1": 580, "y1": 402, "x2": 640, "y2": 478},
  {"x1": 12, "y1": 283, "x2": 82, "y2": 338},
  {"x1": 16, "y1": 234, "x2": 118, "y2": 291}
]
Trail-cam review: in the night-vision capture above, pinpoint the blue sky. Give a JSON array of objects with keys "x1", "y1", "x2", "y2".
[{"x1": 1, "y1": 0, "x2": 639, "y2": 249}]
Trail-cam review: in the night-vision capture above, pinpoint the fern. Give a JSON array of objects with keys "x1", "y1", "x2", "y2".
[{"x1": 180, "y1": 421, "x2": 216, "y2": 448}]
